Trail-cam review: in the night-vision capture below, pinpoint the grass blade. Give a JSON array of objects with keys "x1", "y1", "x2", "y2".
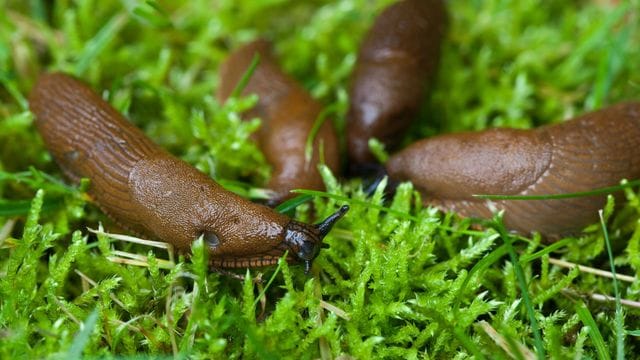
[
  {"x1": 453, "y1": 327, "x2": 486, "y2": 360},
  {"x1": 274, "y1": 194, "x2": 313, "y2": 214},
  {"x1": 519, "y1": 238, "x2": 572, "y2": 264},
  {"x1": 75, "y1": 14, "x2": 129, "y2": 75},
  {"x1": 67, "y1": 308, "x2": 99, "y2": 359},
  {"x1": 491, "y1": 215, "x2": 545, "y2": 359},
  {"x1": 599, "y1": 209, "x2": 625, "y2": 359},
  {"x1": 229, "y1": 54, "x2": 261, "y2": 99},
  {"x1": 575, "y1": 301, "x2": 611, "y2": 360},
  {"x1": 0, "y1": 72, "x2": 28, "y2": 110},
  {"x1": 293, "y1": 188, "x2": 490, "y2": 237},
  {"x1": 0, "y1": 198, "x2": 63, "y2": 216},
  {"x1": 453, "y1": 242, "x2": 507, "y2": 314},
  {"x1": 304, "y1": 104, "x2": 338, "y2": 164},
  {"x1": 474, "y1": 179, "x2": 640, "y2": 201}
]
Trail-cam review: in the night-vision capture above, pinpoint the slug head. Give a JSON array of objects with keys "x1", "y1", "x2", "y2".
[{"x1": 284, "y1": 205, "x2": 349, "y2": 273}]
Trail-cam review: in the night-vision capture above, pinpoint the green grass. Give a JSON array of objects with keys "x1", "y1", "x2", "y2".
[{"x1": 1, "y1": 0, "x2": 640, "y2": 358}]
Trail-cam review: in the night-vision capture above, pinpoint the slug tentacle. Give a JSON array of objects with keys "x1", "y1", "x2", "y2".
[
  {"x1": 284, "y1": 205, "x2": 350, "y2": 273},
  {"x1": 386, "y1": 102, "x2": 640, "y2": 238},
  {"x1": 315, "y1": 205, "x2": 350, "y2": 237}
]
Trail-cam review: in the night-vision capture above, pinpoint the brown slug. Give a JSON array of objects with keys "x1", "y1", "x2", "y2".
[
  {"x1": 29, "y1": 73, "x2": 349, "y2": 272},
  {"x1": 386, "y1": 102, "x2": 640, "y2": 238},
  {"x1": 217, "y1": 40, "x2": 340, "y2": 206},
  {"x1": 347, "y1": 0, "x2": 447, "y2": 168}
]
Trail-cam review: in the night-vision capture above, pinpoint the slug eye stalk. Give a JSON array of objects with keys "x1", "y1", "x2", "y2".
[
  {"x1": 284, "y1": 205, "x2": 350, "y2": 274},
  {"x1": 315, "y1": 205, "x2": 350, "y2": 237}
]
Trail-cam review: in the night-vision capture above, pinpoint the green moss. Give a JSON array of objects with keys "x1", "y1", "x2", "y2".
[{"x1": 1, "y1": 0, "x2": 640, "y2": 358}]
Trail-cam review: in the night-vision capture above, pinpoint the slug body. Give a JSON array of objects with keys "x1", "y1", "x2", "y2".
[
  {"x1": 347, "y1": 0, "x2": 447, "y2": 167},
  {"x1": 217, "y1": 40, "x2": 340, "y2": 205},
  {"x1": 386, "y1": 102, "x2": 640, "y2": 238},
  {"x1": 29, "y1": 73, "x2": 348, "y2": 271}
]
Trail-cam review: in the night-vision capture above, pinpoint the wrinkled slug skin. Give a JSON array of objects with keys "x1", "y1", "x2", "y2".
[
  {"x1": 217, "y1": 40, "x2": 340, "y2": 205},
  {"x1": 386, "y1": 102, "x2": 640, "y2": 238},
  {"x1": 28, "y1": 73, "x2": 340, "y2": 269},
  {"x1": 347, "y1": 0, "x2": 448, "y2": 166}
]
